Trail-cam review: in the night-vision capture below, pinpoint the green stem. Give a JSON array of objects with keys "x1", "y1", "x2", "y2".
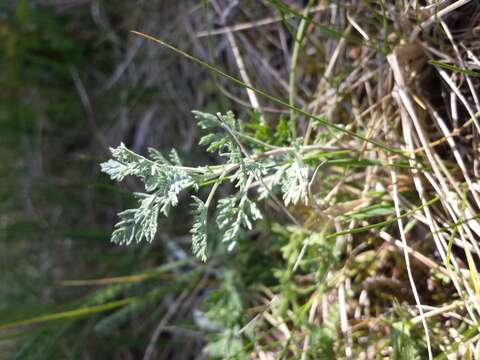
[{"x1": 288, "y1": 0, "x2": 314, "y2": 139}]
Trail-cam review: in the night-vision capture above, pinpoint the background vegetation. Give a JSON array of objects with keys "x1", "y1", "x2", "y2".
[{"x1": 1, "y1": 0, "x2": 480, "y2": 359}]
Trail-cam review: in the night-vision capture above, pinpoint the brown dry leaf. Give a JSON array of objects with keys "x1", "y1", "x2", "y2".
[{"x1": 393, "y1": 42, "x2": 427, "y2": 82}]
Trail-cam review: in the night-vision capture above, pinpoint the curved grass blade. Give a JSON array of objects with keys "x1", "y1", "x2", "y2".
[
  {"x1": 130, "y1": 31, "x2": 407, "y2": 158},
  {"x1": 0, "y1": 298, "x2": 138, "y2": 331}
]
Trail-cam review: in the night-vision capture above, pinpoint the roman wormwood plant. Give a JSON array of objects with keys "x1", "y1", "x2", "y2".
[{"x1": 101, "y1": 110, "x2": 317, "y2": 261}]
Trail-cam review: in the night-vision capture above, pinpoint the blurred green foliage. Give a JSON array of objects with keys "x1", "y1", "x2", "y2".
[{"x1": 0, "y1": 2, "x2": 176, "y2": 358}]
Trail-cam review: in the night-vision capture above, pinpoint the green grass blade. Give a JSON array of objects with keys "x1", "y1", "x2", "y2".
[
  {"x1": 0, "y1": 298, "x2": 138, "y2": 331},
  {"x1": 130, "y1": 31, "x2": 407, "y2": 158}
]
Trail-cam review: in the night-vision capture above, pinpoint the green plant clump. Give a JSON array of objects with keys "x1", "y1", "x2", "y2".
[{"x1": 101, "y1": 110, "x2": 315, "y2": 261}]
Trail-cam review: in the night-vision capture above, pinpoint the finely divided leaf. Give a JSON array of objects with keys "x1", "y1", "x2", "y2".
[
  {"x1": 101, "y1": 143, "x2": 193, "y2": 245},
  {"x1": 282, "y1": 157, "x2": 309, "y2": 206},
  {"x1": 191, "y1": 196, "x2": 208, "y2": 262},
  {"x1": 216, "y1": 195, "x2": 262, "y2": 251}
]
